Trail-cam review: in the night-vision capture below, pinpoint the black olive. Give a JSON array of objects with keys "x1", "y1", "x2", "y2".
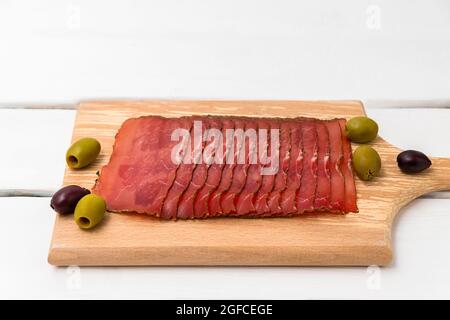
[
  {"x1": 50, "y1": 185, "x2": 91, "y2": 214},
  {"x1": 397, "y1": 150, "x2": 432, "y2": 174}
]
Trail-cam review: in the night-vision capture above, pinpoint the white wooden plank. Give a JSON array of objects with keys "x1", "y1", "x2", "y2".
[
  {"x1": 1, "y1": 1, "x2": 450, "y2": 104},
  {"x1": 0, "y1": 107, "x2": 449, "y2": 196},
  {"x1": 366, "y1": 108, "x2": 450, "y2": 158},
  {"x1": 1, "y1": 197, "x2": 450, "y2": 299},
  {"x1": 0, "y1": 109, "x2": 75, "y2": 192},
  {"x1": 1, "y1": 100, "x2": 450, "y2": 111},
  {"x1": 364, "y1": 100, "x2": 450, "y2": 109}
]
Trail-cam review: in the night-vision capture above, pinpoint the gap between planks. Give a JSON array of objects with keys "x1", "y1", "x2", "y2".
[
  {"x1": 1, "y1": 100, "x2": 450, "y2": 110},
  {"x1": 0, "y1": 189, "x2": 448, "y2": 199}
]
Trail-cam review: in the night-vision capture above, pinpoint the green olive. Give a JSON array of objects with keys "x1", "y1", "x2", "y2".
[
  {"x1": 74, "y1": 194, "x2": 106, "y2": 230},
  {"x1": 352, "y1": 145, "x2": 381, "y2": 181},
  {"x1": 66, "y1": 138, "x2": 101, "y2": 169},
  {"x1": 346, "y1": 117, "x2": 379, "y2": 143}
]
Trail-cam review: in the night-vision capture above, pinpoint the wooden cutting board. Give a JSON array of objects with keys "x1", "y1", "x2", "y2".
[{"x1": 48, "y1": 100, "x2": 450, "y2": 266}]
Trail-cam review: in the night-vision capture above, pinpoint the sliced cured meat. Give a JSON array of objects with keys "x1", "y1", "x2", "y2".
[
  {"x1": 338, "y1": 119, "x2": 358, "y2": 213},
  {"x1": 254, "y1": 119, "x2": 279, "y2": 215},
  {"x1": 314, "y1": 121, "x2": 331, "y2": 210},
  {"x1": 94, "y1": 115, "x2": 358, "y2": 219},
  {"x1": 177, "y1": 119, "x2": 213, "y2": 219},
  {"x1": 235, "y1": 119, "x2": 261, "y2": 215},
  {"x1": 194, "y1": 118, "x2": 232, "y2": 218},
  {"x1": 161, "y1": 117, "x2": 203, "y2": 219},
  {"x1": 266, "y1": 120, "x2": 291, "y2": 215},
  {"x1": 208, "y1": 119, "x2": 240, "y2": 216},
  {"x1": 280, "y1": 121, "x2": 302, "y2": 214},
  {"x1": 93, "y1": 116, "x2": 191, "y2": 216},
  {"x1": 221, "y1": 119, "x2": 250, "y2": 215},
  {"x1": 324, "y1": 120, "x2": 345, "y2": 212},
  {"x1": 296, "y1": 120, "x2": 318, "y2": 213}
]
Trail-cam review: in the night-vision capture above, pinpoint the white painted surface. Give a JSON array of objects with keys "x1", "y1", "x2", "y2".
[
  {"x1": 1, "y1": 197, "x2": 450, "y2": 299},
  {"x1": 1, "y1": 0, "x2": 450, "y2": 300},
  {"x1": 1, "y1": 0, "x2": 450, "y2": 104},
  {"x1": 367, "y1": 108, "x2": 450, "y2": 158},
  {"x1": 0, "y1": 109, "x2": 75, "y2": 193}
]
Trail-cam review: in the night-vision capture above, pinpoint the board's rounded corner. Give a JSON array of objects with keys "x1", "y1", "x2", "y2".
[
  {"x1": 47, "y1": 248, "x2": 64, "y2": 267},
  {"x1": 47, "y1": 250, "x2": 57, "y2": 266},
  {"x1": 378, "y1": 245, "x2": 393, "y2": 267},
  {"x1": 353, "y1": 100, "x2": 366, "y2": 115}
]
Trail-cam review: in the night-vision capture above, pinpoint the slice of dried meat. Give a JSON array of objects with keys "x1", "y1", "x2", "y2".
[
  {"x1": 338, "y1": 119, "x2": 358, "y2": 213},
  {"x1": 177, "y1": 118, "x2": 213, "y2": 219},
  {"x1": 253, "y1": 119, "x2": 279, "y2": 215},
  {"x1": 195, "y1": 118, "x2": 233, "y2": 217},
  {"x1": 208, "y1": 119, "x2": 240, "y2": 216},
  {"x1": 161, "y1": 117, "x2": 203, "y2": 219},
  {"x1": 314, "y1": 121, "x2": 331, "y2": 210},
  {"x1": 220, "y1": 119, "x2": 249, "y2": 215},
  {"x1": 324, "y1": 120, "x2": 345, "y2": 212},
  {"x1": 280, "y1": 120, "x2": 302, "y2": 214},
  {"x1": 296, "y1": 120, "x2": 318, "y2": 213},
  {"x1": 235, "y1": 119, "x2": 261, "y2": 215},
  {"x1": 266, "y1": 120, "x2": 291, "y2": 215}
]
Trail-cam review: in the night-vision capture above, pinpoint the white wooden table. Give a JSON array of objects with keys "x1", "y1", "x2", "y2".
[{"x1": 1, "y1": 0, "x2": 450, "y2": 299}]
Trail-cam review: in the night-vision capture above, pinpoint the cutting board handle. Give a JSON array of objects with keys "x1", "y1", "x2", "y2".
[
  {"x1": 428, "y1": 157, "x2": 450, "y2": 191},
  {"x1": 396, "y1": 156, "x2": 450, "y2": 207}
]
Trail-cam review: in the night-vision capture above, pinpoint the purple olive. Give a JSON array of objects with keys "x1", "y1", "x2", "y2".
[
  {"x1": 397, "y1": 150, "x2": 432, "y2": 174},
  {"x1": 50, "y1": 185, "x2": 91, "y2": 214}
]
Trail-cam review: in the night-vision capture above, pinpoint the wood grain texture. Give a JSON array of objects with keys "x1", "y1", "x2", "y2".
[{"x1": 48, "y1": 100, "x2": 450, "y2": 266}]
